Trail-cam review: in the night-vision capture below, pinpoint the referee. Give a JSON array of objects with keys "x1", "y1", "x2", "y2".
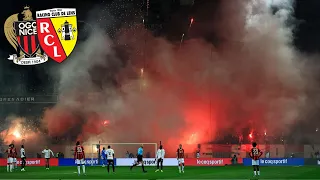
[{"x1": 130, "y1": 145, "x2": 147, "y2": 172}]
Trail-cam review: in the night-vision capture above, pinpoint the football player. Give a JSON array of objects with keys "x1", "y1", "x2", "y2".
[
  {"x1": 177, "y1": 144, "x2": 185, "y2": 173},
  {"x1": 20, "y1": 145, "x2": 26, "y2": 171},
  {"x1": 5, "y1": 144, "x2": 13, "y2": 172},
  {"x1": 249, "y1": 142, "x2": 263, "y2": 177},
  {"x1": 74, "y1": 141, "x2": 86, "y2": 175},
  {"x1": 106, "y1": 145, "x2": 115, "y2": 173},
  {"x1": 42, "y1": 146, "x2": 54, "y2": 170},
  {"x1": 155, "y1": 145, "x2": 165, "y2": 172}
]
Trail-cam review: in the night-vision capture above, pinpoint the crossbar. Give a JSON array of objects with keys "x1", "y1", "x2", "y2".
[{"x1": 92, "y1": 143, "x2": 157, "y2": 145}]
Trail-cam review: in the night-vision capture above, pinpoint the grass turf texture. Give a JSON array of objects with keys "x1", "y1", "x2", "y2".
[{"x1": 0, "y1": 166, "x2": 319, "y2": 179}]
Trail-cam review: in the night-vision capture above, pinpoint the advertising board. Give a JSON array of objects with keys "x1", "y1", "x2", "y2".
[
  {"x1": 0, "y1": 158, "x2": 58, "y2": 166},
  {"x1": 116, "y1": 158, "x2": 177, "y2": 166},
  {"x1": 58, "y1": 158, "x2": 100, "y2": 166},
  {"x1": 243, "y1": 158, "x2": 304, "y2": 166},
  {"x1": 185, "y1": 158, "x2": 240, "y2": 166},
  {"x1": 116, "y1": 158, "x2": 240, "y2": 166}
]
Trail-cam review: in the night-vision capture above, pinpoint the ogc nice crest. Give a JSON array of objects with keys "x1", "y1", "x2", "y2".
[{"x1": 4, "y1": 6, "x2": 77, "y2": 65}]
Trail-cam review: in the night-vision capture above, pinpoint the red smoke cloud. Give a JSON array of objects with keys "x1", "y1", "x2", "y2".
[
  {"x1": 43, "y1": 107, "x2": 78, "y2": 137},
  {"x1": 41, "y1": 0, "x2": 307, "y2": 155}
]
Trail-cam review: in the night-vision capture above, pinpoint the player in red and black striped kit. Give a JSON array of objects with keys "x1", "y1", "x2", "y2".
[
  {"x1": 5, "y1": 144, "x2": 14, "y2": 172},
  {"x1": 12, "y1": 144, "x2": 18, "y2": 170},
  {"x1": 74, "y1": 141, "x2": 86, "y2": 176},
  {"x1": 177, "y1": 144, "x2": 185, "y2": 173},
  {"x1": 249, "y1": 142, "x2": 263, "y2": 177}
]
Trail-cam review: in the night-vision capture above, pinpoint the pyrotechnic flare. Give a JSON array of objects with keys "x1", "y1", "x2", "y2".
[
  {"x1": 189, "y1": 18, "x2": 194, "y2": 28},
  {"x1": 179, "y1": 33, "x2": 185, "y2": 49},
  {"x1": 180, "y1": 18, "x2": 194, "y2": 49}
]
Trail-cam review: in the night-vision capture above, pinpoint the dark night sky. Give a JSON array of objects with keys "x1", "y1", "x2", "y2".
[
  {"x1": 0, "y1": 0, "x2": 320, "y2": 95},
  {"x1": 0, "y1": 0, "x2": 320, "y2": 52},
  {"x1": 294, "y1": 0, "x2": 320, "y2": 52}
]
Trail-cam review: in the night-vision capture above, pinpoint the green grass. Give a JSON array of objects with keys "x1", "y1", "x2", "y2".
[{"x1": 0, "y1": 166, "x2": 319, "y2": 179}]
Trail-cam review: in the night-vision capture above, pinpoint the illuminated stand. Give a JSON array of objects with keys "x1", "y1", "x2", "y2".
[{"x1": 90, "y1": 143, "x2": 158, "y2": 166}]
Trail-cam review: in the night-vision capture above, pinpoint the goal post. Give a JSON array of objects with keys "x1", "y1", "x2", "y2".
[{"x1": 90, "y1": 143, "x2": 158, "y2": 166}]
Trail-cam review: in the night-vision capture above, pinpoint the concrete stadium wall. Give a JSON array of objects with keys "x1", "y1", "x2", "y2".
[
  {"x1": 304, "y1": 145, "x2": 320, "y2": 158},
  {"x1": 230, "y1": 144, "x2": 286, "y2": 158}
]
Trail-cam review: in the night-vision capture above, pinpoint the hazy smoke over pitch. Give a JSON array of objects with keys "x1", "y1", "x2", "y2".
[{"x1": 42, "y1": 0, "x2": 308, "y2": 150}]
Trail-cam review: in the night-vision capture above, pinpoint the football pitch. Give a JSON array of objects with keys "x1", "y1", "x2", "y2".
[{"x1": 0, "y1": 166, "x2": 319, "y2": 179}]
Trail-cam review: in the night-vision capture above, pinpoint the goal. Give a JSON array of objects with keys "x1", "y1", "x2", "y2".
[{"x1": 90, "y1": 143, "x2": 157, "y2": 166}]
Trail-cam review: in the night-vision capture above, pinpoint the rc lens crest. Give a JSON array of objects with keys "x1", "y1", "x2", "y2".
[{"x1": 36, "y1": 8, "x2": 77, "y2": 63}]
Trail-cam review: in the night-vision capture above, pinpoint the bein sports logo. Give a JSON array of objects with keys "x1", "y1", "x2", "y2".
[{"x1": 260, "y1": 159, "x2": 288, "y2": 164}]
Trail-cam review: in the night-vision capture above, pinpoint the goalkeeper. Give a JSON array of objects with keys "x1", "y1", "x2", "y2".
[
  {"x1": 155, "y1": 145, "x2": 165, "y2": 172},
  {"x1": 101, "y1": 147, "x2": 107, "y2": 167}
]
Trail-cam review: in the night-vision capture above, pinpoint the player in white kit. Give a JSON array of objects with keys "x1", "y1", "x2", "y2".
[
  {"x1": 105, "y1": 145, "x2": 115, "y2": 173},
  {"x1": 155, "y1": 145, "x2": 165, "y2": 172},
  {"x1": 42, "y1": 147, "x2": 54, "y2": 170},
  {"x1": 20, "y1": 145, "x2": 26, "y2": 171}
]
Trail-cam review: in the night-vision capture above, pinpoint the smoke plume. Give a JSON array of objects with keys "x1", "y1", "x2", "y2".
[{"x1": 41, "y1": 0, "x2": 311, "y2": 153}]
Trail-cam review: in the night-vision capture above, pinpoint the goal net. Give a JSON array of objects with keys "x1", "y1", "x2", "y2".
[{"x1": 90, "y1": 143, "x2": 157, "y2": 166}]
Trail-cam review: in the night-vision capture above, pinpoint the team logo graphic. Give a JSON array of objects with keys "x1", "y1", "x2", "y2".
[
  {"x1": 4, "y1": 6, "x2": 48, "y2": 65},
  {"x1": 36, "y1": 8, "x2": 77, "y2": 63}
]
